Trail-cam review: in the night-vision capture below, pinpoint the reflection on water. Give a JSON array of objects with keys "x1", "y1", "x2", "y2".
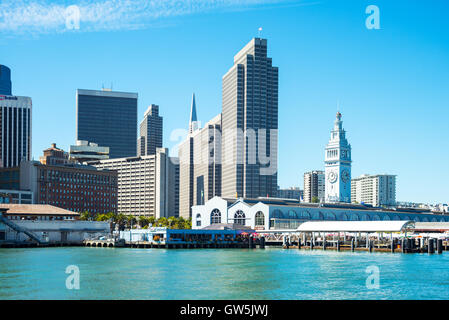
[{"x1": 1, "y1": 247, "x2": 448, "y2": 300}]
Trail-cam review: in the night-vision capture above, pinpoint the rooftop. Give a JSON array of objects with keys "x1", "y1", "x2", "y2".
[{"x1": 0, "y1": 204, "x2": 79, "y2": 216}]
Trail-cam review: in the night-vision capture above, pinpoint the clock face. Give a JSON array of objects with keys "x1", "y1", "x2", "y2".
[
  {"x1": 328, "y1": 171, "x2": 338, "y2": 184},
  {"x1": 341, "y1": 169, "x2": 350, "y2": 183}
]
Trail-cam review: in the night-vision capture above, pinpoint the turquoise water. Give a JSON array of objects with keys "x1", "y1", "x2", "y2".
[{"x1": 1, "y1": 247, "x2": 449, "y2": 300}]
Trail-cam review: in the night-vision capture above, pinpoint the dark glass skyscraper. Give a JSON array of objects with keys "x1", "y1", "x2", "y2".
[
  {"x1": 138, "y1": 104, "x2": 163, "y2": 156},
  {"x1": 76, "y1": 89, "x2": 138, "y2": 159},
  {"x1": 0, "y1": 65, "x2": 12, "y2": 96}
]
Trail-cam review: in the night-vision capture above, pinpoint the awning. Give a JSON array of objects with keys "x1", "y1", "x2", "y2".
[{"x1": 296, "y1": 220, "x2": 415, "y2": 233}]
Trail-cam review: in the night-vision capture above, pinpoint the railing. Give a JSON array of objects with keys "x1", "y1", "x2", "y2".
[{"x1": 0, "y1": 214, "x2": 44, "y2": 244}]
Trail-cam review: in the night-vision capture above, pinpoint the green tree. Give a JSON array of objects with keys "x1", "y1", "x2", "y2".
[{"x1": 311, "y1": 196, "x2": 319, "y2": 203}]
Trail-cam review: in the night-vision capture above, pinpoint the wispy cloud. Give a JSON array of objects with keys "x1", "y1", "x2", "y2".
[{"x1": 0, "y1": 0, "x2": 289, "y2": 35}]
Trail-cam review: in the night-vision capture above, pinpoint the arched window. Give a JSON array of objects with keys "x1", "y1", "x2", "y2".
[
  {"x1": 392, "y1": 215, "x2": 400, "y2": 220},
  {"x1": 403, "y1": 215, "x2": 411, "y2": 220},
  {"x1": 255, "y1": 211, "x2": 265, "y2": 226},
  {"x1": 272, "y1": 209, "x2": 283, "y2": 219},
  {"x1": 360, "y1": 214, "x2": 369, "y2": 221},
  {"x1": 382, "y1": 214, "x2": 391, "y2": 221},
  {"x1": 340, "y1": 213, "x2": 348, "y2": 221},
  {"x1": 431, "y1": 217, "x2": 438, "y2": 222},
  {"x1": 234, "y1": 210, "x2": 245, "y2": 225},
  {"x1": 413, "y1": 216, "x2": 420, "y2": 222},
  {"x1": 210, "y1": 209, "x2": 221, "y2": 225},
  {"x1": 311, "y1": 211, "x2": 324, "y2": 220},
  {"x1": 372, "y1": 215, "x2": 381, "y2": 221},
  {"x1": 288, "y1": 210, "x2": 297, "y2": 219},
  {"x1": 323, "y1": 211, "x2": 336, "y2": 220},
  {"x1": 298, "y1": 210, "x2": 311, "y2": 220},
  {"x1": 196, "y1": 214, "x2": 202, "y2": 227},
  {"x1": 348, "y1": 213, "x2": 359, "y2": 221},
  {"x1": 422, "y1": 217, "x2": 429, "y2": 222}
]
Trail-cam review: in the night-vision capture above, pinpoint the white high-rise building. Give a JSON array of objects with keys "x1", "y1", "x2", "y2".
[
  {"x1": 325, "y1": 112, "x2": 351, "y2": 203},
  {"x1": 0, "y1": 95, "x2": 32, "y2": 168},
  {"x1": 351, "y1": 174, "x2": 396, "y2": 207},
  {"x1": 303, "y1": 170, "x2": 325, "y2": 203}
]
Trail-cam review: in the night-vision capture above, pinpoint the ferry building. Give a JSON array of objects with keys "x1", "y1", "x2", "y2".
[{"x1": 192, "y1": 196, "x2": 449, "y2": 230}]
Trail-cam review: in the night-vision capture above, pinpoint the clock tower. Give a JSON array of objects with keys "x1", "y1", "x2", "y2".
[{"x1": 325, "y1": 112, "x2": 352, "y2": 203}]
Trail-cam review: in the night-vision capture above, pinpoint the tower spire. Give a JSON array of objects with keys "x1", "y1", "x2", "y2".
[{"x1": 189, "y1": 93, "x2": 198, "y2": 134}]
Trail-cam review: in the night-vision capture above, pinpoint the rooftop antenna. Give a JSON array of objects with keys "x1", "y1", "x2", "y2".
[{"x1": 258, "y1": 27, "x2": 263, "y2": 38}]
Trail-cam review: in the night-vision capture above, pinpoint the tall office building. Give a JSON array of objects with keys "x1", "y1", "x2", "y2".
[
  {"x1": 221, "y1": 38, "x2": 278, "y2": 199},
  {"x1": 303, "y1": 171, "x2": 325, "y2": 203},
  {"x1": 351, "y1": 174, "x2": 396, "y2": 207},
  {"x1": 0, "y1": 65, "x2": 12, "y2": 95},
  {"x1": 90, "y1": 148, "x2": 179, "y2": 218},
  {"x1": 76, "y1": 89, "x2": 137, "y2": 159},
  {"x1": 0, "y1": 95, "x2": 32, "y2": 168},
  {"x1": 179, "y1": 96, "x2": 221, "y2": 219},
  {"x1": 138, "y1": 104, "x2": 163, "y2": 156},
  {"x1": 325, "y1": 112, "x2": 352, "y2": 203}
]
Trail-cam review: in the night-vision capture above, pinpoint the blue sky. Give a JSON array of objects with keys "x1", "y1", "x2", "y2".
[{"x1": 1, "y1": 0, "x2": 448, "y2": 204}]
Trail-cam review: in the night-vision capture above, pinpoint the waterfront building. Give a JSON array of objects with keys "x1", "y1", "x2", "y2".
[
  {"x1": 0, "y1": 95, "x2": 32, "y2": 168},
  {"x1": 351, "y1": 174, "x2": 396, "y2": 207},
  {"x1": 90, "y1": 148, "x2": 179, "y2": 218},
  {"x1": 138, "y1": 104, "x2": 163, "y2": 156},
  {"x1": 39, "y1": 143, "x2": 74, "y2": 166},
  {"x1": 0, "y1": 65, "x2": 12, "y2": 95},
  {"x1": 325, "y1": 112, "x2": 352, "y2": 203},
  {"x1": 179, "y1": 97, "x2": 221, "y2": 219},
  {"x1": 18, "y1": 161, "x2": 118, "y2": 214},
  {"x1": 221, "y1": 38, "x2": 279, "y2": 199},
  {"x1": 76, "y1": 89, "x2": 137, "y2": 159},
  {"x1": 0, "y1": 189, "x2": 33, "y2": 204},
  {"x1": 303, "y1": 171, "x2": 325, "y2": 203},
  {"x1": 69, "y1": 140, "x2": 110, "y2": 163},
  {"x1": 192, "y1": 196, "x2": 449, "y2": 231},
  {"x1": 0, "y1": 205, "x2": 110, "y2": 243},
  {"x1": 277, "y1": 187, "x2": 302, "y2": 201}
]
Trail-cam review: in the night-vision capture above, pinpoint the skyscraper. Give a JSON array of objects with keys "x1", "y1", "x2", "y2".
[
  {"x1": 138, "y1": 104, "x2": 163, "y2": 156},
  {"x1": 76, "y1": 89, "x2": 137, "y2": 159},
  {"x1": 179, "y1": 93, "x2": 222, "y2": 219},
  {"x1": 221, "y1": 38, "x2": 278, "y2": 199},
  {"x1": 303, "y1": 170, "x2": 325, "y2": 203},
  {"x1": 0, "y1": 95, "x2": 32, "y2": 168},
  {"x1": 0, "y1": 65, "x2": 12, "y2": 96},
  {"x1": 325, "y1": 112, "x2": 352, "y2": 203}
]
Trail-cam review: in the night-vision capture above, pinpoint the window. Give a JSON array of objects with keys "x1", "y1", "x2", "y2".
[
  {"x1": 255, "y1": 211, "x2": 265, "y2": 226},
  {"x1": 196, "y1": 213, "x2": 201, "y2": 227},
  {"x1": 288, "y1": 210, "x2": 297, "y2": 219},
  {"x1": 210, "y1": 209, "x2": 221, "y2": 225},
  {"x1": 234, "y1": 210, "x2": 245, "y2": 225},
  {"x1": 272, "y1": 209, "x2": 283, "y2": 219}
]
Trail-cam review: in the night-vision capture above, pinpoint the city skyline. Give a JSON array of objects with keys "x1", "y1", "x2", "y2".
[{"x1": 2, "y1": 0, "x2": 448, "y2": 204}]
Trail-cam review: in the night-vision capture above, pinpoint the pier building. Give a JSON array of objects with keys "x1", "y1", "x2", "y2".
[{"x1": 191, "y1": 196, "x2": 449, "y2": 230}]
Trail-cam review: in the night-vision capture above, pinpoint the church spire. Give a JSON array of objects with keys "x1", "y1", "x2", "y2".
[{"x1": 189, "y1": 93, "x2": 199, "y2": 134}]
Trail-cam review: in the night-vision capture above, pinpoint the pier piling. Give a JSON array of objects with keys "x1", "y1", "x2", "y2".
[
  {"x1": 351, "y1": 238, "x2": 355, "y2": 252},
  {"x1": 437, "y1": 239, "x2": 443, "y2": 254},
  {"x1": 260, "y1": 236, "x2": 265, "y2": 249},
  {"x1": 428, "y1": 239, "x2": 435, "y2": 254}
]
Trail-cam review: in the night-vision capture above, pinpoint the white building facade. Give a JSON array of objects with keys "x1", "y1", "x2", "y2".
[
  {"x1": 325, "y1": 112, "x2": 351, "y2": 203},
  {"x1": 351, "y1": 174, "x2": 396, "y2": 207},
  {"x1": 192, "y1": 196, "x2": 449, "y2": 231}
]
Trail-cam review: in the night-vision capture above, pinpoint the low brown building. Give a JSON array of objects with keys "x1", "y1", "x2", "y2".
[{"x1": 0, "y1": 204, "x2": 79, "y2": 221}]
